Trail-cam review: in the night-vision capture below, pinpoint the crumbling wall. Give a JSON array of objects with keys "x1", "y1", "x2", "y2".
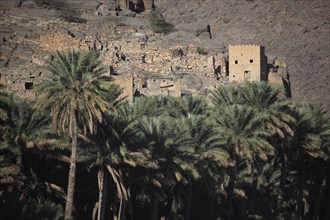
[
  {"x1": 39, "y1": 34, "x2": 88, "y2": 52},
  {"x1": 113, "y1": 74, "x2": 134, "y2": 101},
  {"x1": 0, "y1": 64, "x2": 46, "y2": 98}
]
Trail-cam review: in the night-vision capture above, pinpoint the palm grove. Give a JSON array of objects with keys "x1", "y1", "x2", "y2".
[{"x1": 0, "y1": 50, "x2": 329, "y2": 220}]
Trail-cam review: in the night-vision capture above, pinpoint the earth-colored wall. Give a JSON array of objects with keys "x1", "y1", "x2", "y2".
[
  {"x1": 113, "y1": 74, "x2": 134, "y2": 101},
  {"x1": 229, "y1": 45, "x2": 265, "y2": 82}
]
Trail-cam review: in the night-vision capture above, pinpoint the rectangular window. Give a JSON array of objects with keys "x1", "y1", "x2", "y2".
[
  {"x1": 25, "y1": 82, "x2": 33, "y2": 90},
  {"x1": 235, "y1": 60, "x2": 238, "y2": 64},
  {"x1": 250, "y1": 59, "x2": 253, "y2": 63}
]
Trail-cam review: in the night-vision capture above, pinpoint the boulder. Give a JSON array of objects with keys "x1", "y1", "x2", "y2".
[
  {"x1": 273, "y1": 57, "x2": 287, "y2": 68},
  {"x1": 97, "y1": 4, "x2": 111, "y2": 16},
  {"x1": 120, "y1": 9, "x2": 136, "y2": 17},
  {"x1": 130, "y1": 32, "x2": 148, "y2": 41}
]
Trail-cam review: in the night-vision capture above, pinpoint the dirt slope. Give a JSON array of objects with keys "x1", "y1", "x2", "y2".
[{"x1": 157, "y1": 0, "x2": 330, "y2": 109}]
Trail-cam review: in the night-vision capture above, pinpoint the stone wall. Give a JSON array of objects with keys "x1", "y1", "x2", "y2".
[
  {"x1": 39, "y1": 34, "x2": 88, "y2": 52},
  {"x1": 113, "y1": 74, "x2": 134, "y2": 101},
  {"x1": 0, "y1": 64, "x2": 46, "y2": 98}
]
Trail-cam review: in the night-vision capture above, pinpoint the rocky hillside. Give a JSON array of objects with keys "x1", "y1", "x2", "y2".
[
  {"x1": 0, "y1": 0, "x2": 329, "y2": 110},
  {"x1": 157, "y1": 0, "x2": 330, "y2": 109}
]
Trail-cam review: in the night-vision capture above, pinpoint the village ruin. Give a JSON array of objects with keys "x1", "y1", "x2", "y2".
[
  {"x1": 0, "y1": 2, "x2": 287, "y2": 101},
  {"x1": 0, "y1": 36, "x2": 285, "y2": 100}
]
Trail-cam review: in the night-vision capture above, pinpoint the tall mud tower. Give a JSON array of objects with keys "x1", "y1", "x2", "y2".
[{"x1": 229, "y1": 45, "x2": 267, "y2": 82}]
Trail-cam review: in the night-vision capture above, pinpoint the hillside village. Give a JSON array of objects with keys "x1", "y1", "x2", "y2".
[
  {"x1": 0, "y1": 1, "x2": 288, "y2": 101},
  {"x1": 1, "y1": 0, "x2": 329, "y2": 108}
]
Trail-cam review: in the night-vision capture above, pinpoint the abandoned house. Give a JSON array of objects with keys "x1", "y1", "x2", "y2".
[
  {"x1": 1, "y1": 44, "x2": 273, "y2": 101},
  {"x1": 0, "y1": 66, "x2": 44, "y2": 98},
  {"x1": 135, "y1": 76, "x2": 181, "y2": 97},
  {"x1": 229, "y1": 45, "x2": 268, "y2": 82}
]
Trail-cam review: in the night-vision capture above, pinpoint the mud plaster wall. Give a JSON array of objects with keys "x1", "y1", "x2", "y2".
[{"x1": 229, "y1": 45, "x2": 266, "y2": 82}]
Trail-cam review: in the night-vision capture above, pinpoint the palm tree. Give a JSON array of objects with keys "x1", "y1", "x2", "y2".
[
  {"x1": 162, "y1": 96, "x2": 231, "y2": 218},
  {"x1": 0, "y1": 97, "x2": 8, "y2": 122},
  {"x1": 210, "y1": 84, "x2": 240, "y2": 107},
  {"x1": 131, "y1": 111, "x2": 201, "y2": 220},
  {"x1": 0, "y1": 93, "x2": 57, "y2": 179},
  {"x1": 211, "y1": 104, "x2": 273, "y2": 220},
  {"x1": 35, "y1": 50, "x2": 114, "y2": 219},
  {"x1": 238, "y1": 82, "x2": 294, "y2": 213},
  {"x1": 85, "y1": 101, "x2": 134, "y2": 220},
  {"x1": 0, "y1": 91, "x2": 68, "y2": 219},
  {"x1": 164, "y1": 96, "x2": 209, "y2": 118},
  {"x1": 239, "y1": 82, "x2": 294, "y2": 137},
  {"x1": 211, "y1": 82, "x2": 295, "y2": 214},
  {"x1": 287, "y1": 103, "x2": 330, "y2": 219}
]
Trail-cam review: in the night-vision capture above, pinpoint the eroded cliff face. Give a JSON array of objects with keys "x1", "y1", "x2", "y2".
[{"x1": 0, "y1": 0, "x2": 328, "y2": 109}]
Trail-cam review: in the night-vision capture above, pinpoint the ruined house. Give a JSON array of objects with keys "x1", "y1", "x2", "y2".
[
  {"x1": 135, "y1": 76, "x2": 181, "y2": 97},
  {"x1": 229, "y1": 45, "x2": 267, "y2": 82},
  {"x1": 0, "y1": 41, "x2": 274, "y2": 101},
  {"x1": 145, "y1": 77, "x2": 181, "y2": 96},
  {"x1": 0, "y1": 65, "x2": 45, "y2": 98}
]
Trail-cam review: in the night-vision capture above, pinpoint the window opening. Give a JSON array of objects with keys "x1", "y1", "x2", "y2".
[
  {"x1": 244, "y1": 71, "x2": 251, "y2": 79},
  {"x1": 25, "y1": 82, "x2": 33, "y2": 90}
]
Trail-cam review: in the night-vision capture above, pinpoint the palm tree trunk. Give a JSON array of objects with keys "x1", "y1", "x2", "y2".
[
  {"x1": 325, "y1": 171, "x2": 330, "y2": 220},
  {"x1": 64, "y1": 113, "x2": 78, "y2": 220},
  {"x1": 92, "y1": 202, "x2": 99, "y2": 220},
  {"x1": 16, "y1": 153, "x2": 22, "y2": 167},
  {"x1": 129, "y1": 187, "x2": 136, "y2": 220},
  {"x1": 97, "y1": 168, "x2": 107, "y2": 220},
  {"x1": 150, "y1": 194, "x2": 160, "y2": 220},
  {"x1": 250, "y1": 162, "x2": 259, "y2": 213},
  {"x1": 312, "y1": 169, "x2": 325, "y2": 220},
  {"x1": 227, "y1": 162, "x2": 237, "y2": 220},
  {"x1": 166, "y1": 190, "x2": 173, "y2": 218},
  {"x1": 277, "y1": 153, "x2": 288, "y2": 208},
  {"x1": 296, "y1": 159, "x2": 306, "y2": 220},
  {"x1": 185, "y1": 181, "x2": 192, "y2": 220},
  {"x1": 118, "y1": 197, "x2": 126, "y2": 220}
]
